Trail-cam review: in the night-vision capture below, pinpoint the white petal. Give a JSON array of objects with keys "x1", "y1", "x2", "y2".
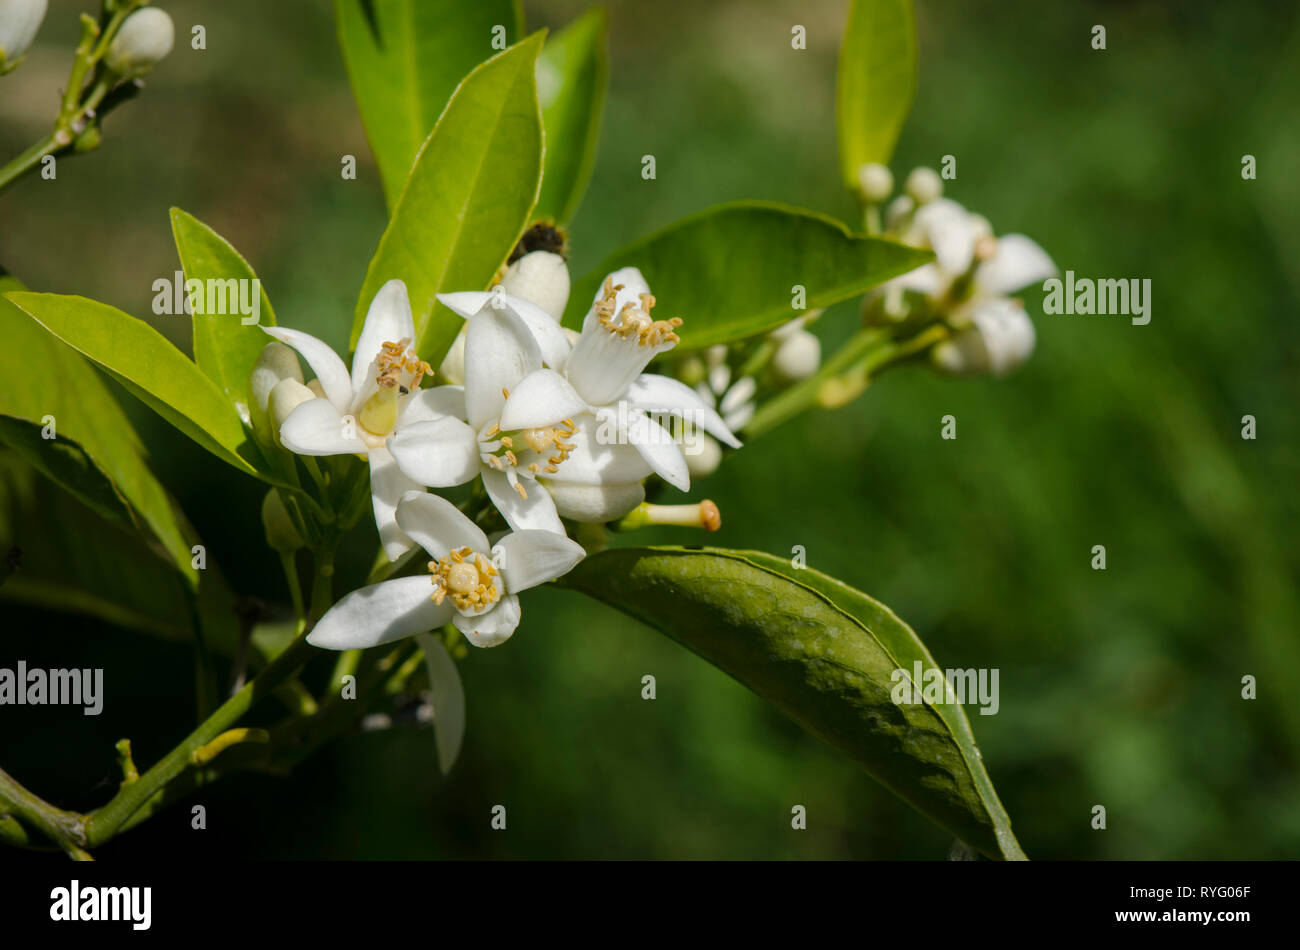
[
  {"x1": 400, "y1": 385, "x2": 467, "y2": 425},
  {"x1": 462, "y1": 302, "x2": 542, "y2": 430},
  {"x1": 453, "y1": 593, "x2": 521, "y2": 648},
  {"x1": 718, "y1": 376, "x2": 757, "y2": 416},
  {"x1": 415, "y1": 633, "x2": 465, "y2": 775},
  {"x1": 499, "y1": 369, "x2": 589, "y2": 431},
  {"x1": 279, "y1": 398, "x2": 366, "y2": 456},
  {"x1": 351, "y1": 279, "x2": 416, "y2": 396},
  {"x1": 544, "y1": 480, "x2": 645, "y2": 522},
  {"x1": 624, "y1": 409, "x2": 690, "y2": 491},
  {"x1": 369, "y1": 447, "x2": 421, "y2": 561},
  {"x1": 263, "y1": 327, "x2": 354, "y2": 412},
  {"x1": 550, "y1": 411, "x2": 652, "y2": 485},
  {"x1": 914, "y1": 198, "x2": 978, "y2": 277},
  {"x1": 388, "y1": 417, "x2": 479, "y2": 487},
  {"x1": 975, "y1": 234, "x2": 1057, "y2": 297},
  {"x1": 969, "y1": 299, "x2": 1036, "y2": 376},
  {"x1": 481, "y1": 468, "x2": 565, "y2": 534},
  {"x1": 307, "y1": 576, "x2": 452, "y2": 650},
  {"x1": 493, "y1": 530, "x2": 586, "y2": 593},
  {"x1": 884, "y1": 262, "x2": 946, "y2": 297},
  {"x1": 439, "y1": 291, "x2": 570, "y2": 370},
  {"x1": 624, "y1": 373, "x2": 741, "y2": 449},
  {"x1": 395, "y1": 491, "x2": 489, "y2": 558}
]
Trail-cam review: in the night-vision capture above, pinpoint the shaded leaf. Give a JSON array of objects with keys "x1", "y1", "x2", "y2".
[
  {"x1": 557, "y1": 545, "x2": 1026, "y2": 860},
  {"x1": 335, "y1": 0, "x2": 525, "y2": 210},
  {"x1": 534, "y1": 7, "x2": 609, "y2": 224},
  {"x1": 351, "y1": 32, "x2": 546, "y2": 367},
  {"x1": 562, "y1": 202, "x2": 932, "y2": 349}
]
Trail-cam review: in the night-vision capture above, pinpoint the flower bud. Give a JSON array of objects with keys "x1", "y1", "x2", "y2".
[
  {"x1": 904, "y1": 167, "x2": 943, "y2": 205},
  {"x1": 544, "y1": 480, "x2": 645, "y2": 523},
  {"x1": 261, "y1": 490, "x2": 303, "y2": 553},
  {"x1": 0, "y1": 0, "x2": 46, "y2": 72},
  {"x1": 250, "y1": 342, "x2": 304, "y2": 414},
  {"x1": 269, "y1": 378, "x2": 316, "y2": 445},
  {"x1": 105, "y1": 7, "x2": 174, "y2": 78},
  {"x1": 931, "y1": 300, "x2": 1035, "y2": 377},
  {"x1": 857, "y1": 162, "x2": 894, "y2": 203},
  {"x1": 885, "y1": 194, "x2": 915, "y2": 232},
  {"x1": 771, "y1": 328, "x2": 821, "y2": 382},
  {"x1": 684, "y1": 432, "x2": 722, "y2": 480},
  {"x1": 438, "y1": 328, "x2": 466, "y2": 385},
  {"x1": 498, "y1": 250, "x2": 570, "y2": 321}
]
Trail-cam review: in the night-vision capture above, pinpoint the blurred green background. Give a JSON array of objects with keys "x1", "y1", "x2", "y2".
[{"x1": 2, "y1": 0, "x2": 1298, "y2": 860}]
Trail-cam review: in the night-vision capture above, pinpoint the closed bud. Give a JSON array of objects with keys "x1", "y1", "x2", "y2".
[
  {"x1": 498, "y1": 250, "x2": 570, "y2": 321},
  {"x1": 0, "y1": 0, "x2": 47, "y2": 72},
  {"x1": 904, "y1": 167, "x2": 943, "y2": 205},
  {"x1": 684, "y1": 432, "x2": 722, "y2": 479},
  {"x1": 105, "y1": 7, "x2": 174, "y2": 78},
  {"x1": 857, "y1": 162, "x2": 894, "y2": 203},
  {"x1": 250, "y1": 342, "x2": 304, "y2": 414},
  {"x1": 438, "y1": 328, "x2": 466, "y2": 385},
  {"x1": 771, "y1": 328, "x2": 821, "y2": 382},
  {"x1": 269, "y1": 378, "x2": 316, "y2": 445},
  {"x1": 261, "y1": 490, "x2": 303, "y2": 553},
  {"x1": 545, "y1": 480, "x2": 645, "y2": 523}
]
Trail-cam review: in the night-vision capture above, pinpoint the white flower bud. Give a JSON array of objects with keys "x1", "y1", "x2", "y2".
[
  {"x1": 249, "y1": 342, "x2": 303, "y2": 414},
  {"x1": 544, "y1": 480, "x2": 645, "y2": 523},
  {"x1": 884, "y1": 194, "x2": 915, "y2": 232},
  {"x1": 904, "y1": 167, "x2": 943, "y2": 205},
  {"x1": 306, "y1": 379, "x2": 327, "y2": 400},
  {"x1": 0, "y1": 0, "x2": 46, "y2": 69},
  {"x1": 498, "y1": 250, "x2": 570, "y2": 321},
  {"x1": 261, "y1": 490, "x2": 303, "y2": 553},
  {"x1": 932, "y1": 300, "x2": 1035, "y2": 377},
  {"x1": 857, "y1": 162, "x2": 894, "y2": 203},
  {"x1": 438, "y1": 328, "x2": 466, "y2": 385},
  {"x1": 269, "y1": 378, "x2": 316, "y2": 445},
  {"x1": 771, "y1": 328, "x2": 821, "y2": 382},
  {"x1": 684, "y1": 432, "x2": 722, "y2": 480},
  {"x1": 105, "y1": 7, "x2": 174, "y2": 78}
]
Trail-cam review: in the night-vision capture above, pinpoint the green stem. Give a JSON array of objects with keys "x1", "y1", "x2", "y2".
[{"x1": 0, "y1": 768, "x2": 92, "y2": 860}]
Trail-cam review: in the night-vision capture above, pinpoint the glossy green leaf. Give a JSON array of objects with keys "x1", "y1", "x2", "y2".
[
  {"x1": 4, "y1": 291, "x2": 275, "y2": 483},
  {"x1": 0, "y1": 277, "x2": 195, "y2": 582},
  {"x1": 562, "y1": 202, "x2": 933, "y2": 349},
  {"x1": 170, "y1": 207, "x2": 278, "y2": 421},
  {"x1": 351, "y1": 33, "x2": 546, "y2": 367},
  {"x1": 0, "y1": 450, "x2": 241, "y2": 657},
  {"x1": 837, "y1": 0, "x2": 916, "y2": 190},
  {"x1": 335, "y1": 0, "x2": 525, "y2": 211},
  {"x1": 558, "y1": 545, "x2": 1026, "y2": 860},
  {"x1": 534, "y1": 7, "x2": 608, "y2": 224}
]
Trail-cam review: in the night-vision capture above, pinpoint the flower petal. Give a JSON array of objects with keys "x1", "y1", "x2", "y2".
[
  {"x1": 499, "y1": 369, "x2": 589, "y2": 431},
  {"x1": 624, "y1": 408, "x2": 690, "y2": 491},
  {"x1": 624, "y1": 373, "x2": 741, "y2": 448},
  {"x1": 440, "y1": 291, "x2": 571, "y2": 370},
  {"x1": 415, "y1": 632, "x2": 465, "y2": 775},
  {"x1": 279, "y1": 398, "x2": 366, "y2": 456},
  {"x1": 307, "y1": 576, "x2": 452, "y2": 650},
  {"x1": 452, "y1": 593, "x2": 521, "y2": 648},
  {"x1": 395, "y1": 491, "x2": 489, "y2": 558},
  {"x1": 369, "y1": 447, "x2": 421, "y2": 561},
  {"x1": 493, "y1": 530, "x2": 586, "y2": 593},
  {"x1": 263, "y1": 327, "x2": 353, "y2": 411},
  {"x1": 543, "y1": 480, "x2": 645, "y2": 522},
  {"x1": 914, "y1": 198, "x2": 978, "y2": 277},
  {"x1": 401, "y1": 385, "x2": 466, "y2": 424},
  {"x1": 549, "y1": 411, "x2": 652, "y2": 485},
  {"x1": 481, "y1": 468, "x2": 565, "y2": 534},
  {"x1": 388, "y1": 417, "x2": 479, "y2": 487},
  {"x1": 351, "y1": 279, "x2": 416, "y2": 396},
  {"x1": 462, "y1": 300, "x2": 542, "y2": 430},
  {"x1": 975, "y1": 234, "x2": 1057, "y2": 297}
]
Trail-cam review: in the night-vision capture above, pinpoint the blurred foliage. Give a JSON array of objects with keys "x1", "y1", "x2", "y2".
[{"x1": 1, "y1": 0, "x2": 1297, "y2": 859}]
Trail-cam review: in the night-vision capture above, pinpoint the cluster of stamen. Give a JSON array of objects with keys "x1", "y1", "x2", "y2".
[
  {"x1": 376, "y1": 338, "x2": 432, "y2": 392},
  {"x1": 428, "y1": 547, "x2": 500, "y2": 613},
  {"x1": 480, "y1": 409, "x2": 577, "y2": 499},
  {"x1": 595, "y1": 277, "x2": 682, "y2": 348}
]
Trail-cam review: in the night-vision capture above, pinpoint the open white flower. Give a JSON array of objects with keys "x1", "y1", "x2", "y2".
[
  {"x1": 263, "y1": 280, "x2": 462, "y2": 560},
  {"x1": 308, "y1": 492, "x2": 585, "y2": 650}
]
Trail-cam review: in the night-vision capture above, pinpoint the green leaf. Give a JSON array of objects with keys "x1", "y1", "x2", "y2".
[
  {"x1": 169, "y1": 207, "x2": 278, "y2": 420},
  {"x1": 0, "y1": 450, "x2": 242, "y2": 658},
  {"x1": 557, "y1": 545, "x2": 1027, "y2": 860},
  {"x1": 4, "y1": 291, "x2": 276, "y2": 483},
  {"x1": 351, "y1": 32, "x2": 546, "y2": 367},
  {"x1": 335, "y1": 0, "x2": 525, "y2": 211},
  {"x1": 0, "y1": 277, "x2": 195, "y2": 582},
  {"x1": 561, "y1": 202, "x2": 933, "y2": 349},
  {"x1": 534, "y1": 7, "x2": 609, "y2": 225},
  {"x1": 836, "y1": 0, "x2": 917, "y2": 191}
]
